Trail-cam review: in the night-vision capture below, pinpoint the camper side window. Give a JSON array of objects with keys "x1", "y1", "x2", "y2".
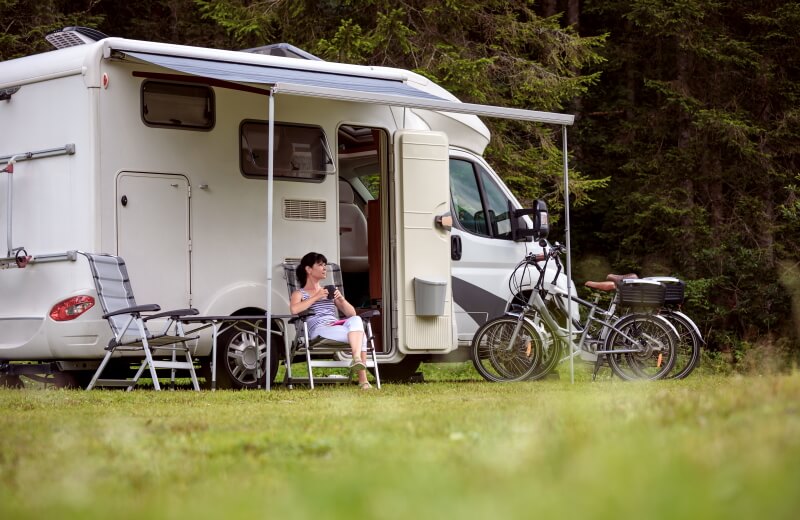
[
  {"x1": 141, "y1": 81, "x2": 214, "y2": 130},
  {"x1": 449, "y1": 159, "x2": 515, "y2": 240},
  {"x1": 240, "y1": 121, "x2": 335, "y2": 181}
]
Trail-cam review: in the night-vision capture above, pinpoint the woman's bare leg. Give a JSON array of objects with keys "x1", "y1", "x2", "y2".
[{"x1": 348, "y1": 330, "x2": 369, "y2": 385}]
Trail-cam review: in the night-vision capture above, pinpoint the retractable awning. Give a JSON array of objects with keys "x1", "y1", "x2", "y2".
[{"x1": 121, "y1": 50, "x2": 575, "y2": 126}]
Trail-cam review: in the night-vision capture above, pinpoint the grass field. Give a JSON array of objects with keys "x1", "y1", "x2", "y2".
[{"x1": 1, "y1": 364, "x2": 799, "y2": 519}]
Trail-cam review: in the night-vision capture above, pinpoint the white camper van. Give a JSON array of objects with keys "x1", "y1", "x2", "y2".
[{"x1": 0, "y1": 30, "x2": 573, "y2": 388}]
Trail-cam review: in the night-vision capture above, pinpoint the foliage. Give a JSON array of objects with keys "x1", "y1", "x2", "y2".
[{"x1": 576, "y1": 0, "x2": 800, "y2": 358}]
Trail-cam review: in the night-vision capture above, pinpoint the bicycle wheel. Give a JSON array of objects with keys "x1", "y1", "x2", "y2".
[
  {"x1": 604, "y1": 313, "x2": 677, "y2": 380},
  {"x1": 660, "y1": 310, "x2": 702, "y2": 379},
  {"x1": 471, "y1": 315, "x2": 543, "y2": 382},
  {"x1": 522, "y1": 313, "x2": 562, "y2": 380}
]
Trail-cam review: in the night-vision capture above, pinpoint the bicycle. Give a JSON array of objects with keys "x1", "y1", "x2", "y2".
[
  {"x1": 471, "y1": 243, "x2": 679, "y2": 382},
  {"x1": 606, "y1": 274, "x2": 703, "y2": 380}
]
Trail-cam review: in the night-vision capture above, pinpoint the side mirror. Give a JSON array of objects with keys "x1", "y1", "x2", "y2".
[{"x1": 510, "y1": 199, "x2": 549, "y2": 241}]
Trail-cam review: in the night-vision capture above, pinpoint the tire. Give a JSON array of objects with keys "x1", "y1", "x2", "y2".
[
  {"x1": 604, "y1": 313, "x2": 677, "y2": 380},
  {"x1": 527, "y1": 301, "x2": 567, "y2": 381},
  {"x1": 470, "y1": 316, "x2": 543, "y2": 382},
  {"x1": 51, "y1": 370, "x2": 95, "y2": 389},
  {"x1": 373, "y1": 357, "x2": 421, "y2": 383},
  {"x1": 660, "y1": 311, "x2": 702, "y2": 379},
  {"x1": 214, "y1": 325, "x2": 280, "y2": 389},
  {"x1": 523, "y1": 318, "x2": 562, "y2": 380}
]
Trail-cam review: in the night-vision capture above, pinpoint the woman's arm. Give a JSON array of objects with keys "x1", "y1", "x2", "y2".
[
  {"x1": 289, "y1": 288, "x2": 326, "y2": 314},
  {"x1": 333, "y1": 289, "x2": 357, "y2": 317}
]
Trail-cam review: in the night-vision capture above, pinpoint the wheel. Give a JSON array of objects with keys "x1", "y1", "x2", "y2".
[
  {"x1": 521, "y1": 296, "x2": 569, "y2": 380},
  {"x1": 660, "y1": 311, "x2": 701, "y2": 379},
  {"x1": 373, "y1": 357, "x2": 421, "y2": 382},
  {"x1": 523, "y1": 317, "x2": 562, "y2": 380},
  {"x1": 214, "y1": 325, "x2": 280, "y2": 389},
  {"x1": 604, "y1": 313, "x2": 677, "y2": 380},
  {"x1": 470, "y1": 316, "x2": 543, "y2": 382}
]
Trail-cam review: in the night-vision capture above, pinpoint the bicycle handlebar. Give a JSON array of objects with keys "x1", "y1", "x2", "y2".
[
  {"x1": 524, "y1": 242, "x2": 566, "y2": 265},
  {"x1": 509, "y1": 241, "x2": 567, "y2": 300}
]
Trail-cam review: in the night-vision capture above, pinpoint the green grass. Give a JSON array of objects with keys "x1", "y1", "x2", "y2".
[{"x1": 2, "y1": 365, "x2": 800, "y2": 519}]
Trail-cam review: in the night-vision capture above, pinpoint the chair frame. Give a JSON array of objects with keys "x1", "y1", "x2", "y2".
[
  {"x1": 283, "y1": 262, "x2": 381, "y2": 389},
  {"x1": 80, "y1": 252, "x2": 201, "y2": 391}
]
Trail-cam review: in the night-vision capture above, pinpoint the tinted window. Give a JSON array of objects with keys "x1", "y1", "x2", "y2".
[
  {"x1": 450, "y1": 159, "x2": 489, "y2": 237},
  {"x1": 141, "y1": 81, "x2": 214, "y2": 130},
  {"x1": 241, "y1": 121, "x2": 335, "y2": 181},
  {"x1": 478, "y1": 166, "x2": 514, "y2": 239},
  {"x1": 449, "y1": 159, "x2": 515, "y2": 239}
]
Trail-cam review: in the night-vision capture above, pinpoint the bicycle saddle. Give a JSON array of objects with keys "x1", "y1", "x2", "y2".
[{"x1": 584, "y1": 280, "x2": 616, "y2": 291}]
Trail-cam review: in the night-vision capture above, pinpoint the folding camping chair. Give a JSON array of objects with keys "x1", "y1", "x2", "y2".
[
  {"x1": 282, "y1": 262, "x2": 381, "y2": 389},
  {"x1": 81, "y1": 252, "x2": 201, "y2": 391}
]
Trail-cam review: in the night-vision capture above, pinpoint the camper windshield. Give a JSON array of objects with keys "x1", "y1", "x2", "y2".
[{"x1": 240, "y1": 121, "x2": 335, "y2": 181}]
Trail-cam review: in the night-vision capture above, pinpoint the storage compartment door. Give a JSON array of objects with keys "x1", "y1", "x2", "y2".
[
  {"x1": 394, "y1": 131, "x2": 453, "y2": 351},
  {"x1": 116, "y1": 172, "x2": 191, "y2": 309}
]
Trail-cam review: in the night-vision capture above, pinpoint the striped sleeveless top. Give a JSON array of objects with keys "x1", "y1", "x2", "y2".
[{"x1": 300, "y1": 289, "x2": 338, "y2": 338}]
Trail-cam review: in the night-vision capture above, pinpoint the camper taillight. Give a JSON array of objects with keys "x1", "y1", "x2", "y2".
[{"x1": 49, "y1": 296, "x2": 95, "y2": 321}]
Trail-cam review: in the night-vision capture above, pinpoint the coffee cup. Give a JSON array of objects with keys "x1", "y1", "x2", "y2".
[{"x1": 325, "y1": 284, "x2": 336, "y2": 299}]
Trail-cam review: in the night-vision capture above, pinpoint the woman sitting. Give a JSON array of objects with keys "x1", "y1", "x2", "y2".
[{"x1": 289, "y1": 252, "x2": 372, "y2": 389}]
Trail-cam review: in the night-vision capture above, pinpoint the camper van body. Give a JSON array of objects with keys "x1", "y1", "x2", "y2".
[{"x1": 0, "y1": 38, "x2": 571, "y2": 386}]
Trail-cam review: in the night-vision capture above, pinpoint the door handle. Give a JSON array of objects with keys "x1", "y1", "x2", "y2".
[{"x1": 451, "y1": 235, "x2": 462, "y2": 261}]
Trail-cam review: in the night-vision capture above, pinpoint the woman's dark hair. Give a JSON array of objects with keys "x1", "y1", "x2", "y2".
[{"x1": 296, "y1": 252, "x2": 327, "y2": 286}]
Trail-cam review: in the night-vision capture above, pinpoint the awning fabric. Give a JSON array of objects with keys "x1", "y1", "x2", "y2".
[{"x1": 123, "y1": 50, "x2": 574, "y2": 126}]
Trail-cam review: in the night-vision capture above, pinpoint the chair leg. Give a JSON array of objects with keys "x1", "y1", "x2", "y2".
[
  {"x1": 365, "y1": 323, "x2": 380, "y2": 389},
  {"x1": 185, "y1": 349, "x2": 200, "y2": 391},
  {"x1": 86, "y1": 349, "x2": 114, "y2": 390},
  {"x1": 283, "y1": 338, "x2": 294, "y2": 389},
  {"x1": 130, "y1": 362, "x2": 148, "y2": 391},
  {"x1": 170, "y1": 348, "x2": 178, "y2": 390},
  {"x1": 303, "y1": 322, "x2": 314, "y2": 390},
  {"x1": 137, "y1": 321, "x2": 161, "y2": 391},
  {"x1": 305, "y1": 346, "x2": 314, "y2": 390}
]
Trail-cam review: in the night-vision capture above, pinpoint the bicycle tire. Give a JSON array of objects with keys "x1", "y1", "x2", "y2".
[
  {"x1": 522, "y1": 312, "x2": 562, "y2": 380},
  {"x1": 604, "y1": 313, "x2": 677, "y2": 380},
  {"x1": 470, "y1": 315, "x2": 543, "y2": 382},
  {"x1": 659, "y1": 310, "x2": 702, "y2": 379}
]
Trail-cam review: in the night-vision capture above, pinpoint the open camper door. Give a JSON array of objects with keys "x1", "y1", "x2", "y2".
[{"x1": 394, "y1": 130, "x2": 454, "y2": 352}]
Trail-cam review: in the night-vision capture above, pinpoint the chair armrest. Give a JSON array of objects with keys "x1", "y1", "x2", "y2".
[
  {"x1": 358, "y1": 309, "x2": 381, "y2": 319},
  {"x1": 102, "y1": 304, "x2": 161, "y2": 319},
  {"x1": 143, "y1": 308, "x2": 200, "y2": 321},
  {"x1": 288, "y1": 310, "x2": 315, "y2": 324}
]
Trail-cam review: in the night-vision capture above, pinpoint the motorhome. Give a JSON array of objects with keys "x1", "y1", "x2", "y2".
[{"x1": 0, "y1": 29, "x2": 573, "y2": 388}]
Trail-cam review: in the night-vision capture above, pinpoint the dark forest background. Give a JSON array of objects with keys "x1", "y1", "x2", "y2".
[{"x1": 2, "y1": 0, "x2": 799, "y2": 371}]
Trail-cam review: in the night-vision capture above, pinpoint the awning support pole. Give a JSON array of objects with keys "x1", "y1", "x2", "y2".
[
  {"x1": 562, "y1": 125, "x2": 574, "y2": 384},
  {"x1": 265, "y1": 91, "x2": 275, "y2": 391}
]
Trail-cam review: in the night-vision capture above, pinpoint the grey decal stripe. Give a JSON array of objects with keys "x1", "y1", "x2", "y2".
[{"x1": 452, "y1": 276, "x2": 508, "y2": 326}]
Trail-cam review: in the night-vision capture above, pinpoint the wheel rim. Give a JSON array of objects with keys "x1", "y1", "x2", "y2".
[
  {"x1": 606, "y1": 316, "x2": 675, "y2": 380},
  {"x1": 224, "y1": 331, "x2": 266, "y2": 385}
]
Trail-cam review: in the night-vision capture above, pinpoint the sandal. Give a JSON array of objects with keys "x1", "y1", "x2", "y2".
[
  {"x1": 359, "y1": 382, "x2": 373, "y2": 390},
  {"x1": 349, "y1": 358, "x2": 366, "y2": 371}
]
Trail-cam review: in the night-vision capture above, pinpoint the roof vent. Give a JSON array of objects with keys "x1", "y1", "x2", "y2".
[
  {"x1": 240, "y1": 43, "x2": 322, "y2": 61},
  {"x1": 45, "y1": 26, "x2": 109, "y2": 50}
]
